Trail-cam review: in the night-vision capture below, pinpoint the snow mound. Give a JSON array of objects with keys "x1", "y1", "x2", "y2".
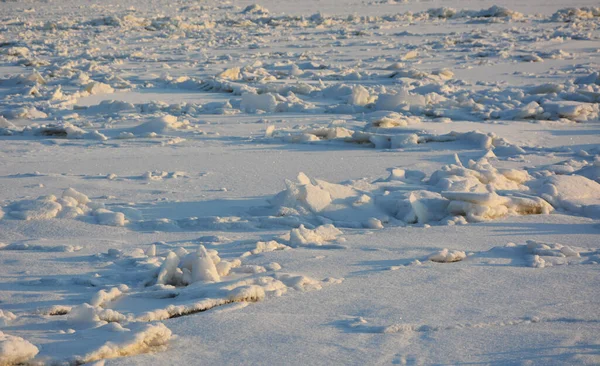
[
  {"x1": 367, "y1": 111, "x2": 421, "y2": 128},
  {"x1": 80, "y1": 241, "x2": 334, "y2": 322},
  {"x1": 129, "y1": 115, "x2": 191, "y2": 136},
  {"x1": 551, "y1": 7, "x2": 600, "y2": 22},
  {"x1": 537, "y1": 175, "x2": 600, "y2": 218},
  {"x1": 4, "y1": 188, "x2": 129, "y2": 226},
  {"x1": 68, "y1": 323, "x2": 172, "y2": 365},
  {"x1": 242, "y1": 4, "x2": 270, "y2": 15},
  {"x1": 29, "y1": 123, "x2": 108, "y2": 140},
  {"x1": 0, "y1": 241, "x2": 82, "y2": 252},
  {"x1": 217, "y1": 67, "x2": 241, "y2": 81},
  {"x1": 241, "y1": 93, "x2": 278, "y2": 113},
  {"x1": 0, "y1": 311, "x2": 17, "y2": 327},
  {"x1": 523, "y1": 240, "x2": 600, "y2": 268},
  {"x1": 6, "y1": 190, "x2": 87, "y2": 220},
  {"x1": 289, "y1": 225, "x2": 344, "y2": 246},
  {"x1": 444, "y1": 192, "x2": 552, "y2": 222},
  {"x1": 542, "y1": 101, "x2": 599, "y2": 122},
  {"x1": 84, "y1": 81, "x2": 115, "y2": 95},
  {"x1": 426, "y1": 6, "x2": 524, "y2": 20},
  {"x1": 241, "y1": 240, "x2": 289, "y2": 257},
  {"x1": 478, "y1": 241, "x2": 598, "y2": 268},
  {"x1": 0, "y1": 331, "x2": 39, "y2": 366}
]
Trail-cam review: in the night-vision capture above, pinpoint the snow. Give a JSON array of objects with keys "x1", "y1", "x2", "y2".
[{"x1": 0, "y1": 0, "x2": 599, "y2": 364}]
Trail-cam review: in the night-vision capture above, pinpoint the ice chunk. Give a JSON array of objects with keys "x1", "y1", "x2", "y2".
[
  {"x1": 73, "y1": 323, "x2": 172, "y2": 364},
  {"x1": 289, "y1": 224, "x2": 343, "y2": 246},
  {"x1": 84, "y1": 81, "x2": 114, "y2": 95},
  {"x1": 298, "y1": 182, "x2": 332, "y2": 213},
  {"x1": 63, "y1": 187, "x2": 90, "y2": 205},
  {"x1": 129, "y1": 115, "x2": 189, "y2": 135},
  {"x1": 94, "y1": 209, "x2": 126, "y2": 226},
  {"x1": 192, "y1": 245, "x2": 221, "y2": 283},
  {"x1": 0, "y1": 331, "x2": 39, "y2": 365},
  {"x1": 538, "y1": 175, "x2": 600, "y2": 218},
  {"x1": 429, "y1": 249, "x2": 466, "y2": 263},
  {"x1": 348, "y1": 85, "x2": 371, "y2": 106},
  {"x1": 0, "y1": 310, "x2": 16, "y2": 327},
  {"x1": 543, "y1": 101, "x2": 599, "y2": 122},
  {"x1": 409, "y1": 191, "x2": 449, "y2": 224},
  {"x1": 217, "y1": 67, "x2": 241, "y2": 80},
  {"x1": 241, "y1": 93, "x2": 278, "y2": 113},
  {"x1": 156, "y1": 252, "x2": 181, "y2": 286}
]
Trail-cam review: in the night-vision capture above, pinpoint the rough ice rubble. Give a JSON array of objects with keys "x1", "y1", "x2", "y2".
[
  {"x1": 3, "y1": 188, "x2": 128, "y2": 226},
  {"x1": 264, "y1": 118, "x2": 526, "y2": 155},
  {"x1": 5, "y1": 237, "x2": 336, "y2": 363},
  {"x1": 0, "y1": 2, "x2": 598, "y2": 364},
  {"x1": 551, "y1": 7, "x2": 600, "y2": 22},
  {"x1": 151, "y1": 60, "x2": 599, "y2": 125},
  {"x1": 2, "y1": 4, "x2": 599, "y2": 129},
  {"x1": 59, "y1": 240, "x2": 336, "y2": 322},
  {"x1": 267, "y1": 157, "x2": 560, "y2": 228},
  {"x1": 0, "y1": 332, "x2": 39, "y2": 366},
  {"x1": 525, "y1": 240, "x2": 582, "y2": 268},
  {"x1": 483, "y1": 240, "x2": 599, "y2": 269}
]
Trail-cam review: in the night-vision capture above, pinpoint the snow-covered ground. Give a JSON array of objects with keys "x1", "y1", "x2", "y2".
[{"x1": 0, "y1": 0, "x2": 599, "y2": 364}]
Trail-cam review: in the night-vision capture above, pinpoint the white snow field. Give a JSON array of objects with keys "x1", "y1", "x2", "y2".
[{"x1": 0, "y1": 0, "x2": 599, "y2": 364}]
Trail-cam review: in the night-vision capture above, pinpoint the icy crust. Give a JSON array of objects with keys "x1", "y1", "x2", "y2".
[
  {"x1": 3, "y1": 188, "x2": 127, "y2": 226},
  {"x1": 0, "y1": 332, "x2": 39, "y2": 366}
]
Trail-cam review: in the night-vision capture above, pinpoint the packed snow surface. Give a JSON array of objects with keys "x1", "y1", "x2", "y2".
[{"x1": 0, "y1": 0, "x2": 599, "y2": 364}]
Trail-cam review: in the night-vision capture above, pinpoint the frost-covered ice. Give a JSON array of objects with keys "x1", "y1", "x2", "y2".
[{"x1": 0, "y1": 0, "x2": 599, "y2": 364}]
